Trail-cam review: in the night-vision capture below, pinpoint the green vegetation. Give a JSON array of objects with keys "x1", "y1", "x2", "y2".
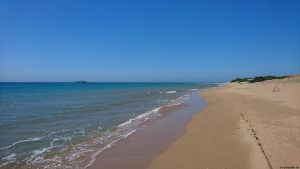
[
  {"x1": 249, "y1": 76, "x2": 288, "y2": 83},
  {"x1": 231, "y1": 75, "x2": 289, "y2": 83},
  {"x1": 230, "y1": 78, "x2": 251, "y2": 83}
]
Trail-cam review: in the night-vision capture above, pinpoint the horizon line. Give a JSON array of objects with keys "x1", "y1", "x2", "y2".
[{"x1": 0, "y1": 81, "x2": 225, "y2": 83}]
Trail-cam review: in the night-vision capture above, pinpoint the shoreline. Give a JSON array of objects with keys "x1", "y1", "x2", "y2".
[
  {"x1": 0, "y1": 83, "x2": 218, "y2": 169},
  {"x1": 89, "y1": 92, "x2": 207, "y2": 169},
  {"x1": 147, "y1": 75, "x2": 300, "y2": 169}
]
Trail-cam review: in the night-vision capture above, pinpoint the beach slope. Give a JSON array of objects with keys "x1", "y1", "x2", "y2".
[{"x1": 147, "y1": 75, "x2": 300, "y2": 169}]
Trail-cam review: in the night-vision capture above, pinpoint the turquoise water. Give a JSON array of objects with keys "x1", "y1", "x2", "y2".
[{"x1": 0, "y1": 82, "x2": 218, "y2": 168}]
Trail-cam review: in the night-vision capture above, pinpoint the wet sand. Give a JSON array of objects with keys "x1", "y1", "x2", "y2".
[
  {"x1": 89, "y1": 92, "x2": 206, "y2": 169},
  {"x1": 147, "y1": 75, "x2": 300, "y2": 169}
]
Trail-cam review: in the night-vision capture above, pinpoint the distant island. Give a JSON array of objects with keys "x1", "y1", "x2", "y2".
[{"x1": 75, "y1": 81, "x2": 88, "y2": 83}]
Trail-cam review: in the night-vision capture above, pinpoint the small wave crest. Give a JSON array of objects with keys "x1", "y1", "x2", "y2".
[
  {"x1": 0, "y1": 137, "x2": 43, "y2": 150},
  {"x1": 165, "y1": 91, "x2": 176, "y2": 94},
  {"x1": 0, "y1": 153, "x2": 17, "y2": 168},
  {"x1": 168, "y1": 94, "x2": 190, "y2": 106},
  {"x1": 23, "y1": 93, "x2": 191, "y2": 169},
  {"x1": 26, "y1": 107, "x2": 163, "y2": 169}
]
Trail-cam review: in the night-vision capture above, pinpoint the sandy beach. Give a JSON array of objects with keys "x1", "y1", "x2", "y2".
[
  {"x1": 147, "y1": 75, "x2": 300, "y2": 169},
  {"x1": 2, "y1": 1, "x2": 299, "y2": 168}
]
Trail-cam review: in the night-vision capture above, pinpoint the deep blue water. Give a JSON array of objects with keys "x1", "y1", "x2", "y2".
[{"x1": 0, "y1": 82, "x2": 218, "y2": 168}]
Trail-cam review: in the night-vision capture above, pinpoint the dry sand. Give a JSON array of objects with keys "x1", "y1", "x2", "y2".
[{"x1": 147, "y1": 75, "x2": 300, "y2": 169}]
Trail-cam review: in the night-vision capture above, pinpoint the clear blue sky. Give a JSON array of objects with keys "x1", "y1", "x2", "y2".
[{"x1": 1, "y1": 0, "x2": 299, "y2": 82}]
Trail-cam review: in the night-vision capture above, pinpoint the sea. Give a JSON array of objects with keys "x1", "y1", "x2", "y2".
[{"x1": 0, "y1": 82, "x2": 218, "y2": 168}]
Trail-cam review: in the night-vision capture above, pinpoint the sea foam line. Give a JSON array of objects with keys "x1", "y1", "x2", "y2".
[
  {"x1": 25, "y1": 93, "x2": 192, "y2": 169},
  {"x1": 25, "y1": 106, "x2": 163, "y2": 169},
  {"x1": 165, "y1": 90, "x2": 176, "y2": 94},
  {"x1": 0, "y1": 137, "x2": 43, "y2": 150}
]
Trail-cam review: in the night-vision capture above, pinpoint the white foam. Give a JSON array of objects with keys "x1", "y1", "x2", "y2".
[
  {"x1": 168, "y1": 94, "x2": 191, "y2": 106},
  {"x1": 84, "y1": 128, "x2": 137, "y2": 169},
  {"x1": 0, "y1": 137, "x2": 43, "y2": 150},
  {"x1": 0, "y1": 160, "x2": 15, "y2": 168},
  {"x1": 27, "y1": 106, "x2": 163, "y2": 169},
  {"x1": 32, "y1": 148, "x2": 50, "y2": 157},
  {"x1": 24, "y1": 93, "x2": 193, "y2": 169},
  {"x1": 2, "y1": 153, "x2": 16, "y2": 161},
  {"x1": 165, "y1": 91, "x2": 176, "y2": 94},
  {"x1": 118, "y1": 107, "x2": 160, "y2": 128}
]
